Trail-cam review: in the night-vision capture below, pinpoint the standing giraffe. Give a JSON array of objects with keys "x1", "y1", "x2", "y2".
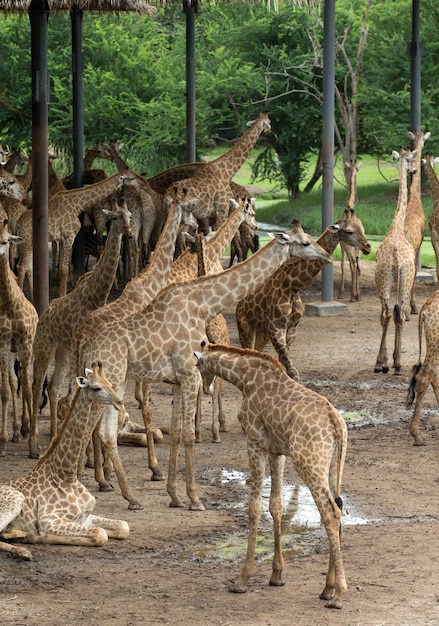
[
  {"x1": 374, "y1": 148, "x2": 418, "y2": 374},
  {"x1": 30, "y1": 198, "x2": 133, "y2": 459},
  {"x1": 74, "y1": 222, "x2": 332, "y2": 511},
  {"x1": 0, "y1": 209, "x2": 38, "y2": 456},
  {"x1": 404, "y1": 130, "x2": 430, "y2": 313},
  {"x1": 194, "y1": 344, "x2": 347, "y2": 609},
  {"x1": 165, "y1": 112, "x2": 271, "y2": 228},
  {"x1": 424, "y1": 153, "x2": 439, "y2": 283},
  {"x1": 338, "y1": 160, "x2": 367, "y2": 301},
  {"x1": 0, "y1": 361, "x2": 129, "y2": 561},
  {"x1": 236, "y1": 209, "x2": 371, "y2": 380},
  {"x1": 406, "y1": 290, "x2": 439, "y2": 446},
  {"x1": 68, "y1": 200, "x2": 195, "y2": 509},
  {"x1": 16, "y1": 171, "x2": 138, "y2": 299},
  {"x1": 0, "y1": 166, "x2": 27, "y2": 204}
]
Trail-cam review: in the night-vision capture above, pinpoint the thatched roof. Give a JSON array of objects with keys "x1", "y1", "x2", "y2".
[{"x1": 0, "y1": 0, "x2": 157, "y2": 15}]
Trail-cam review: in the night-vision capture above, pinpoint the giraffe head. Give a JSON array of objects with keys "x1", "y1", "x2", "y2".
[
  {"x1": 423, "y1": 153, "x2": 439, "y2": 170},
  {"x1": 332, "y1": 209, "x2": 371, "y2": 255},
  {"x1": 392, "y1": 148, "x2": 418, "y2": 174},
  {"x1": 76, "y1": 361, "x2": 124, "y2": 412},
  {"x1": 271, "y1": 219, "x2": 333, "y2": 264},
  {"x1": 0, "y1": 213, "x2": 23, "y2": 256},
  {"x1": 0, "y1": 168, "x2": 27, "y2": 202},
  {"x1": 246, "y1": 111, "x2": 271, "y2": 135},
  {"x1": 103, "y1": 197, "x2": 134, "y2": 240}
]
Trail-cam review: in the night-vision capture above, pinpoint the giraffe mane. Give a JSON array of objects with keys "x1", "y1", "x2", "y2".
[{"x1": 207, "y1": 343, "x2": 287, "y2": 375}]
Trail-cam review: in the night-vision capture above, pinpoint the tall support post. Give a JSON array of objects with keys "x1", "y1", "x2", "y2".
[
  {"x1": 321, "y1": 0, "x2": 335, "y2": 302},
  {"x1": 71, "y1": 3, "x2": 85, "y2": 275},
  {"x1": 184, "y1": 0, "x2": 197, "y2": 163},
  {"x1": 29, "y1": 0, "x2": 49, "y2": 316}
]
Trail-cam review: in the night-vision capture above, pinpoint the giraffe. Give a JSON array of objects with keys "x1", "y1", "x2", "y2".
[
  {"x1": 0, "y1": 166, "x2": 27, "y2": 204},
  {"x1": 165, "y1": 112, "x2": 271, "y2": 229},
  {"x1": 194, "y1": 343, "x2": 347, "y2": 609},
  {"x1": 3, "y1": 148, "x2": 27, "y2": 175},
  {"x1": 30, "y1": 198, "x2": 133, "y2": 459},
  {"x1": 15, "y1": 171, "x2": 138, "y2": 299},
  {"x1": 406, "y1": 290, "x2": 439, "y2": 446},
  {"x1": 68, "y1": 200, "x2": 195, "y2": 509},
  {"x1": 424, "y1": 153, "x2": 439, "y2": 283},
  {"x1": 0, "y1": 361, "x2": 129, "y2": 561},
  {"x1": 0, "y1": 209, "x2": 38, "y2": 456},
  {"x1": 374, "y1": 148, "x2": 418, "y2": 374},
  {"x1": 229, "y1": 218, "x2": 259, "y2": 266},
  {"x1": 102, "y1": 142, "x2": 164, "y2": 273},
  {"x1": 338, "y1": 160, "x2": 367, "y2": 301},
  {"x1": 74, "y1": 221, "x2": 332, "y2": 511},
  {"x1": 236, "y1": 209, "x2": 372, "y2": 380},
  {"x1": 404, "y1": 130, "x2": 430, "y2": 314},
  {"x1": 62, "y1": 143, "x2": 108, "y2": 190}
]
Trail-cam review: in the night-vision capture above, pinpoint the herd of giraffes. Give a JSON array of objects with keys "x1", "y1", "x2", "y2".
[{"x1": 1, "y1": 115, "x2": 439, "y2": 610}]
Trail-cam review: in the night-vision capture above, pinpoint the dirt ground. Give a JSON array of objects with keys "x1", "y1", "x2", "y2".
[{"x1": 3, "y1": 260, "x2": 439, "y2": 626}]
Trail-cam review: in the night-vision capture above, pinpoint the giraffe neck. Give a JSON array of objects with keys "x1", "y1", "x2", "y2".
[
  {"x1": 54, "y1": 173, "x2": 123, "y2": 217},
  {"x1": 83, "y1": 149, "x2": 99, "y2": 170},
  {"x1": 168, "y1": 238, "x2": 293, "y2": 322},
  {"x1": 408, "y1": 145, "x2": 423, "y2": 202},
  {"x1": 205, "y1": 204, "x2": 246, "y2": 259},
  {"x1": 82, "y1": 219, "x2": 125, "y2": 305},
  {"x1": 120, "y1": 202, "x2": 183, "y2": 307},
  {"x1": 425, "y1": 161, "x2": 439, "y2": 207},
  {"x1": 202, "y1": 350, "x2": 247, "y2": 391},
  {"x1": 0, "y1": 247, "x2": 17, "y2": 310},
  {"x1": 393, "y1": 159, "x2": 410, "y2": 230},
  {"x1": 346, "y1": 165, "x2": 358, "y2": 209},
  {"x1": 36, "y1": 390, "x2": 92, "y2": 483},
  {"x1": 207, "y1": 120, "x2": 265, "y2": 180},
  {"x1": 109, "y1": 148, "x2": 129, "y2": 173}
]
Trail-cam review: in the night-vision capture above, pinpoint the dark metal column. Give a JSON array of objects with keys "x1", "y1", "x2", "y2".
[
  {"x1": 321, "y1": 0, "x2": 335, "y2": 302},
  {"x1": 71, "y1": 3, "x2": 85, "y2": 274},
  {"x1": 29, "y1": 0, "x2": 49, "y2": 316},
  {"x1": 184, "y1": 0, "x2": 197, "y2": 163}
]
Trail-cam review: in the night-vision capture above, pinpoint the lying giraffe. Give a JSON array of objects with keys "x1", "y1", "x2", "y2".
[
  {"x1": 74, "y1": 221, "x2": 332, "y2": 511},
  {"x1": 194, "y1": 344, "x2": 347, "y2": 609},
  {"x1": 0, "y1": 361, "x2": 129, "y2": 561},
  {"x1": 30, "y1": 198, "x2": 133, "y2": 458},
  {"x1": 374, "y1": 148, "x2": 417, "y2": 374},
  {"x1": 236, "y1": 209, "x2": 371, "y2": 380},
  {"x1": 406, "y1": 290, "x2": 439, "y2": 446}
]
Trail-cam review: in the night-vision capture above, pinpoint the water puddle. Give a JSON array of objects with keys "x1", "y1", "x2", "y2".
[{"x1": 182, "y1": 470, "x2": 370, "y2": 563}]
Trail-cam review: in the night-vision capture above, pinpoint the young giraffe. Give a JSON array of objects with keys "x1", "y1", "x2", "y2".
[
  {"x1": 16, "y1": 171, "x2": 138, "y2": 299},
  {"x1": 236, "y1": 209, "x2": 372, "y2": 380},
  {"x1": 194, "y1": 344, "x2": 347, "y2": 609},
  {"x1": 338, "y1": 160, "x2": 367, "y2": 301},
  {"x1": 30, "y1": 198, "x2": 133, "y2": 459},
  {"x1": 165, "y1": 112, "x2": 271, "y2": 229},
  {"x1": 74, "y1": 222, "x2": 332, "y2": 511},
  {"x1": 0, "y1": 209, "x2": 38, "y2": 456},
  {"x1": 103, "y1": 142, "x2": 159, "y2": 275},
  {"x1": 404, "y1": 130, "x2": 430, "y2": 314},
  {"x1": 424, "y1": 153, "x2": 439, "y2": 283},
  {"x1": 374, "y1": 148, "x2": 418, "y2": 374},
  {"x1": 0, "y1": 361, "x2": 129, "y2": 561},
  {"x1": 406, "y1": 290, "x2": 439, "y2": 446},
  {"x1": 68, "y1": 200, "x2": 195, "y2": 509}
]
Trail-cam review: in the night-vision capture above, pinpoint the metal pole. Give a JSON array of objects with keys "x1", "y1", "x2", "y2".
[
  {"x1": 29, "y1": 0, "x2": 49, "y2": 316},
  {"x1": 71, "y1": 3, "x2": 85, "y2": 275},
  {"x1": 184, "y1": 0, "x2": 197, "y2": 163},
  {"x1": 321, "y1": 0, "x2": 335, "y2": 302}
]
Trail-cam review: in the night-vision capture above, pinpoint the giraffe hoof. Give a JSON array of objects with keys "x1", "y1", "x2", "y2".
[{"x1": 128, "y1": 500, "x2": 143, "y2": 510}]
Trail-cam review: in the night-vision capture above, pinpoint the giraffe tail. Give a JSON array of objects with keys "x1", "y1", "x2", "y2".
[
  {"x1": 405, "y1": 363, "x2": 422, "y2": 409},
  {"x1": 393, "y1": 303, "x2": 402, "y2": 325}
]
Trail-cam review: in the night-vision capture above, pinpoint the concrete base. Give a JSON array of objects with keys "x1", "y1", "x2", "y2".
[
  {"x1": 305, "y1": 300, "x2": 348, "y2": 317},
  {"x1": 416, "y1": 270, "x2": 436, "y2": 283}
]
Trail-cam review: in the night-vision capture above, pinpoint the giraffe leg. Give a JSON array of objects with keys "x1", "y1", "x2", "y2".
[
  {"x1": 181, "y1": 377, "x2": 205, "y2": 511},
  {"x1": 0, "y1": 352, "x2": 11, "y2": 456},
  {"x1": 271, "y1": 332, "x2": 299, "y2": 381},
  {"x1": 140, "y1": 381, "x2": 164, "y2": 481},
  {"x1": 392, "y1": 304, "x2": 404, "y2": 375},
  {"x1": 47, "y1": 344, "x2": 70, "y2": 441},
  {"x1": 268, "y1": 453, "x2": 286, "y2": 587},
  {"x1": 348, "y1": 255, "x2": 358, "y2": 302},
  {"x1": 230, "y1": 449, "x2": 265, "y2": 593},
  {"x1": 0, "y1": 486, "x2": 32, "y2": 560},
  {"x1": 167, "y1": 385, "x2": 185, "y2": 508},
  {"x1": 338, "y1": 250, "x2": 346, "y2": 299},
  {"x1": 409, "y1": 366, "x2": 430, "y2": 446},
  {"x1": 317, "y1": 495, "x2": 346, "y2": 609},
  {"x1": 374, "y1": 304, "x2": 391, "y2": 373},
  {"x1": 8, "y1": 355, "x2": 20, "y2": 444}
]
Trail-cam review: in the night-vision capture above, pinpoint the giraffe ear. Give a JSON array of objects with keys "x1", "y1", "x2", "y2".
[{"x1": 76, "y1": 376, "x2": 87, "y2": 388}]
